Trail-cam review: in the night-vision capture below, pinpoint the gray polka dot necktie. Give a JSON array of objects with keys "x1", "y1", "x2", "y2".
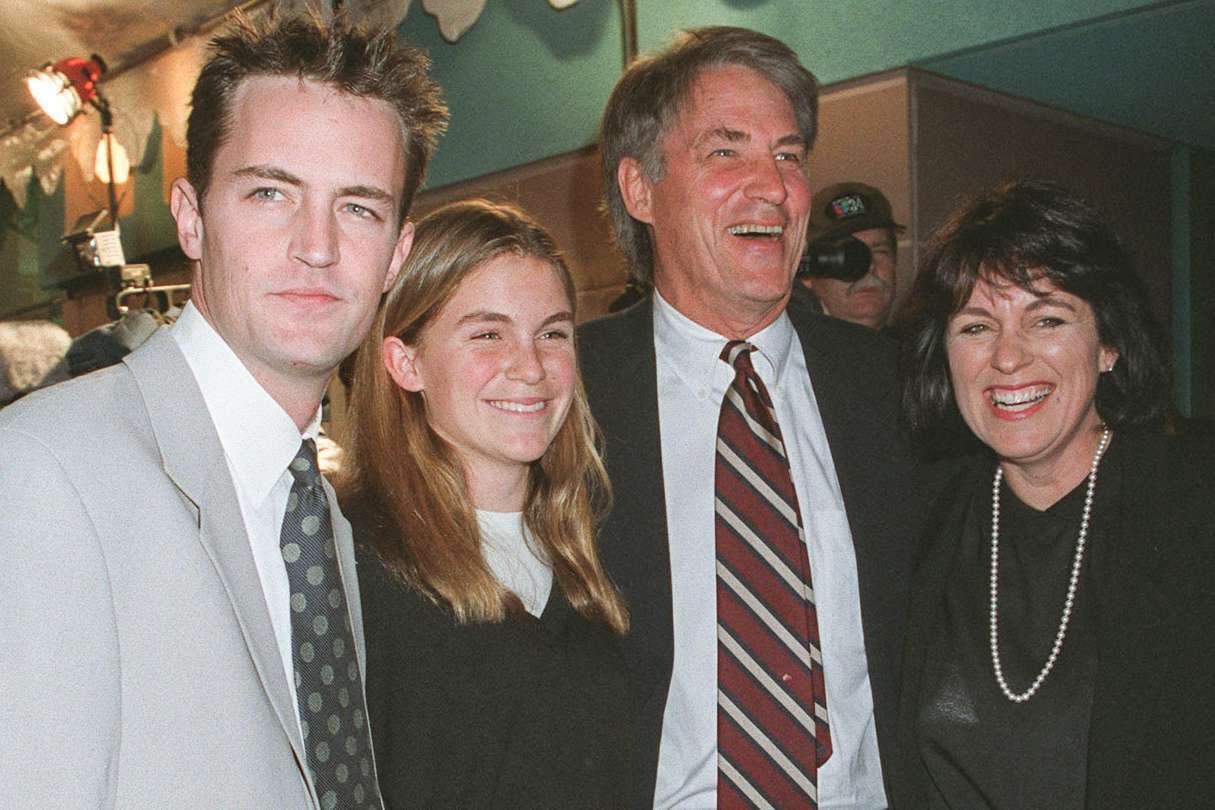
[{"x1": 280, "y1": 439, "x2": 382, "y2": 810}]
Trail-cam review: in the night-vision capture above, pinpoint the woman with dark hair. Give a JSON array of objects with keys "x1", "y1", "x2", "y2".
[
  {"x1": 339, "y1": 199, "x2": 631, "y2": 807},
  {"x1": 894, "y1": 180, "x2": 1214, "y2": 808}
]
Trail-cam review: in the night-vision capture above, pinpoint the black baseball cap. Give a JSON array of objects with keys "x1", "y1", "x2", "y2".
[{"x1": 806, "y1": 181, "x2": 904, "y2": 246}]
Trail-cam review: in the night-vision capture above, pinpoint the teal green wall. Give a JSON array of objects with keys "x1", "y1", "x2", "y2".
[
  {"x1": 415, "y1": 0, "x2": 1159, "y2": 188},
  {"x1": 400, "y1": 0, "x2": 620, "y2": 193},
  {"x1": 922, "y1": 0, "x2": 1215, "y2": 150}
]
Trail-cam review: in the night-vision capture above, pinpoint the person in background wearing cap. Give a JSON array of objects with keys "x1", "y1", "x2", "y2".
[{"x1": 801, "y1": 182, "x2": 904, "y2": 330}]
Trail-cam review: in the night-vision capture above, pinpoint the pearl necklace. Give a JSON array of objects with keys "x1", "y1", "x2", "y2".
[{"x1": 988, "y1": 427, "x2": 1111, "y2": 703}]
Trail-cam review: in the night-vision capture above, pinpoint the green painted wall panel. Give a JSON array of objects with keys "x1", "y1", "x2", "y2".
[
  {"x1": 402, "y1": 0, "x2": 622, "y2": 192},
  {"x1": 120, "y1": 118, "x2": 181, "y2": 264},
  {"x1": 638, "y1": 0, "x2": 1151, "y2": 78},
  {"x1": 415, "y1": 0, "x2": 1159, "y2": 188},
  {"x1": 923, "y1": 0, "x2": 1215, "y2": 150}
]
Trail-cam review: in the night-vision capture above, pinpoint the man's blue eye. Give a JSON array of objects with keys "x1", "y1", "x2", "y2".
[{"x1": 346, "y1": 203, "x2": 381, "y2": 220}]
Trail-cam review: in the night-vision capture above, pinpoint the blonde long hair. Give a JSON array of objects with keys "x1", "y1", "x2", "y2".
[{"x1": 339, "y1": 199, "x2": 628, "y2": 633}]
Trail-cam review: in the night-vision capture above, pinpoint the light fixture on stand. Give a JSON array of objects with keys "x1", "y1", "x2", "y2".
[
  {"x1": 27, "y1": 54, "x2": 143, "y2": 319},
  {"x1": 26, "y1": 55, "x2": 127, "y2": 229}
]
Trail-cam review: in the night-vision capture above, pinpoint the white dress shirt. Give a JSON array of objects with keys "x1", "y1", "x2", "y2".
[
  {"x1": 651, "y1": 292, "x2": 886, "y2": 809},
  {"x1": 171, "y1": 302, "x2": 321, "y2": 745}
]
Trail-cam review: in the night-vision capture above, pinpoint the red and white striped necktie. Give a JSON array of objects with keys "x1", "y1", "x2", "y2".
[{"x1": 714, "y1": 340, "x2": 831, "y2": 809}]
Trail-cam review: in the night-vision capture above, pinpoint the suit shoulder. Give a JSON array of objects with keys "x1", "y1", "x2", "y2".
[
  {"x1": 577, "y1": 301, "x2": 651, "y2": 391},
  {"x1": 578, "y1": 301, "x2": 648, "y2": 349},
  {"x1": 794, "y1": 307, "x2": 897, "y2": 363},
  {"x1": 788, "y1": 307, "x2": 900, "y2": 409},
  {"x1": 0, "y1": 362, "x2": 160, "y2": 494},
  {"x1": 0, "y1": 364, "x2": 139, "y2": 443}
]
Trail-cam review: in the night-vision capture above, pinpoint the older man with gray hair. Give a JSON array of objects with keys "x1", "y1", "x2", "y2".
[{"x1": 580, "y1": 26, "x2": 921, "y2": 809}]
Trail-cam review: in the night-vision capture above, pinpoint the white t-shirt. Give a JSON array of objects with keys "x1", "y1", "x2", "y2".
[{"x1": 478, "y1": 510, "x2": 553, "y2": 617}]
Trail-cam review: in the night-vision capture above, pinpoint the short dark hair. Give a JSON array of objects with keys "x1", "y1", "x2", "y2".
[
  {"x1": 186, "y1": 11, "x2": 448, "y2": 224},
  {"x1": 599, "y1": 26, "x2": 818, "y2": 282},
  {"x1": 901, "y1": 179, "x2": 1168, "y2": 442}
]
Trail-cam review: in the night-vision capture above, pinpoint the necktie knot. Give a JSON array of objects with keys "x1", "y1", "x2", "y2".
[
  {"x1": 720, "y1": 339, "x2": 758, "y2": 372},
  {"x1": 721, "y1": 339, "x2": 775, "y2": 416},
  {"x1": 288, "y1": 439, "x2": 322, "y2": 488}
]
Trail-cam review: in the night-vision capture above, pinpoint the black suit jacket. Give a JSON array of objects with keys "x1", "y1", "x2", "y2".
[
  {"x1": 356, "y1": 542, "x2": 633, "y2": 809},
  {"x1": 578, "y1": 295, "x2": 923, "y2": 807},
  {"x1": 891, "y1": 430, "x2": 1215, "y2": 808}
]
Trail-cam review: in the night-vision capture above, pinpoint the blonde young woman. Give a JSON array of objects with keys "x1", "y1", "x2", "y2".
[{"x1": 339, "y1": 199, "x2": 631, "y2": 808}]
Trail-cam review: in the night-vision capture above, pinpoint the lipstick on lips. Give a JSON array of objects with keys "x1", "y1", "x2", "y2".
[
  {"x1": 488, "y1": 398, "x2": 548, "y2": 415},
  {"x1": 987, "y1": 383, "x2": 1053, "y2": 420}
]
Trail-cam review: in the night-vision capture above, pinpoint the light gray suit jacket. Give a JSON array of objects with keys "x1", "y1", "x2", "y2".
[{"x1": 0, "y1": 329, "x2": 366, "y2": 808}]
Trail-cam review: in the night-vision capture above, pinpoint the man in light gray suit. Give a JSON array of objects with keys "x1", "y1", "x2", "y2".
[{"x1": 0, "y1": 13, "x2": 446, "y2": 807}]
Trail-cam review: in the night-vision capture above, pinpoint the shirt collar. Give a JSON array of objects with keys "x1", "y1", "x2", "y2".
[
  {"x1": 171, "y1": 301, "x2": 321, "y2": 506},
  {"x1": 652, "y1": 289, "x2": 797, "y2": 388}
]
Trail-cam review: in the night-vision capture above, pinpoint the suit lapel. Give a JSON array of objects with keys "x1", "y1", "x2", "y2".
[
  {"x1": 582, "y1": 300, "x2": 675, "y2": 808},
  {"x1": 581, "y1": 300, "x2": 674, "y2": 733},
  {"x1": 124, "y1": 331, "x2": 305, "y2": 758},
  {"x1": 598, "y1": 302, "x2": 673, "y2": 672},
  {"x1": 790, "y1": 310, "x2": 920, "y2": 751},
  {"x1": 793, "y1": 314, "x2": 889, "y2": 547}
]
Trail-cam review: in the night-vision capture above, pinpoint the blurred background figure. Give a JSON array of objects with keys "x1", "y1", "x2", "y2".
[
  {"x1": 896, "y1": 179, "x2": 1215, "y2": 808},
  {"x1": 800, "y1": 181, "x2": 903, "y2": 330},
  {"x1": 0, "y1": 320, "x2": 70, "y2": 407},
  {"x1": 338, "y1": 198, "x2": 631, "y2": 808}
]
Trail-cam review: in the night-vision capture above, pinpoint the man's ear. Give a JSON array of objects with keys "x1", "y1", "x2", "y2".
[
  {"x1": 383, "y1": 220, "x2": 415, "y2": 293},
  {"x1": 383, "y1": 336, "x2": 424, "y2": 393},
  {"x1": 170, "y1": 177, "x2": 204, "y2": 261},
  {"x1": 618, "y1": 157, "x2": 655, "y2": 225}
]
